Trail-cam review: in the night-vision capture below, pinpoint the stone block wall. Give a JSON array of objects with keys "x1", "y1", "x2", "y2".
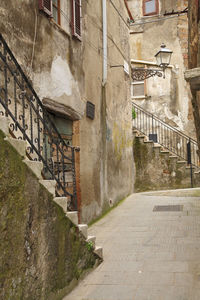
[
  {"x1": 0, "y1": 130, "x2": 101, "y2": 300},
  {"x1": 133, "y1": 136, "x2": 200, "y2": 192}
]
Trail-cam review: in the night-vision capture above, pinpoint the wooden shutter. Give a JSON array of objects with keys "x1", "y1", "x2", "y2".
[
  {"x1": 39, "y1": 0, "x2": 52, "y2": 16},
  {"x1": 71, "y1": 0, "x2": 82, "y2": 40}
]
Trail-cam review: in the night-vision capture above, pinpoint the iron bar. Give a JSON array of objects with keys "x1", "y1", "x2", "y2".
[
  {"x1": 0, "y1": 33, "x2": 77, "y2": 210},
  {"x1": 132, "y1": 102, "x2": 200, "y2": 168}
]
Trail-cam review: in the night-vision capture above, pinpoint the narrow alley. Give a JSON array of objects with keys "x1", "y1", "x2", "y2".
[{"x1": 64, "y1": 188, "x2": 200, "y2": 300}]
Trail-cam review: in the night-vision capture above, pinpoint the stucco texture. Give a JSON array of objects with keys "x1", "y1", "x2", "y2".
[
  {"x1": 129, "y1": 0, "x2": 195, "y2": 138},
  {"x1": 0, "y1": 0, "x2": 134, "y2": 224},
  {"x1": 0, "y1": 130, "x2": 100, "y2": 300},
  {"x1": 80, "y1": 0, "x2": 134, "y2": 223}
]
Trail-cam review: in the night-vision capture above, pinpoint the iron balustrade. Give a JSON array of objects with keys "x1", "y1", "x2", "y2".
[
  {"x1": 0, "y1": 33, "x2": 78, "y2": 210},
  {"x1": 132, "y1": 102, "x2": 200, "y2": 168}
]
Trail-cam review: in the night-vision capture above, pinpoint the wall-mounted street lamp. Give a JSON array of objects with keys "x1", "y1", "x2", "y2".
[{"x1": 131, "y1": 44, "x2": 173, "y2": 81}]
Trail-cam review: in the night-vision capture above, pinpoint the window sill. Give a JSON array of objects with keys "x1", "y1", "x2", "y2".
[
  {"x1": 49, "y1": 18, "x2": 71, "y2": 39},
  {"x1": 142, "y1": 14, "x2": 160, "y2": 19},
  {"x1": 131, "y1": 96, "x2": 149, "y2": 100}
]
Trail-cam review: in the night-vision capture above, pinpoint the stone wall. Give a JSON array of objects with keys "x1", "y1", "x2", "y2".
[
  {"x1": 0, "y1": 0, "x2": 134, "y2": 224},
  {"x1": 80, "y1": 0, "x2": 134, "y2": 223},
  {"x1": 129, "y1": 0, "x2": 195, "y2": 137},
  {"x1": 0, "y1": 130, "x2": 101, "y2": 300},
  {"x1": 133, "y1": 136, "x2": 200, "y2": 192}
]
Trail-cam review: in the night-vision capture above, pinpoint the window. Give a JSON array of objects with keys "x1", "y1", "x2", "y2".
[
  {"x1": 71, "y1": 0, "x2": 82, "y2": 40},
  {"x1": 143, "y1": 0, "x2": 159, "y2": 16},
  {"x1": 52, "y1": 0, "x2": 61, "y2": 25},
  {"x1": 131, "y1": 81, "x2": 145, "y2": 99},
  {"x1": 39, "y1": 0, "x2": 82, "y2": 39},
  {"x1": 39, "y1": 0, "x2": 52, "y2": 16}
]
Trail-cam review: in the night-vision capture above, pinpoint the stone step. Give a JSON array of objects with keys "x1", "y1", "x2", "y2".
[
  {"x1": 0, "y1": 115, "x2": 10, "y2": 136},
  {"x1": 144, "y1": 140, "x2": 154, "y2": 144},
  {"x1": 177, "y1": 160, "x2": 187, "y2": 165},
  {"x1": 94, "y1": 246, "x2": 103, "y2": 259},
  {"x1": 136, "y1": 135, "x2": 146, "y2": 139},
  {"x1": 4, "y1": 136, "x2": 26, "y2": 157},
  {"x1": 160, "y1": 150, "x2": 170, "y2": 154},
  {"x1": 194, "y1": 170, "x2": 200, "y2": 174},
  {"x1": 153, "y1": 143, "x2": 162, "y2": 148},
  {"x1": 169, "y1": 155, "x2": 178, "y2": 159},
  {"x1": 66, "y1": 211, "x2": 78, "y2": 225},
  {"x1": 132, "y1": 129, "x2": 138, "y2": 133},
  {"x1": 23, "y1": 159, "x2": 43, "y2": 179},
  {"x1": 185, "y1": 165, "x2": 196, "y2": 169},
  {"x1": 53, "y1": 197, "x2": 69, "y2": 213},
  {"x1": 78, "y1": 224, "x2": 88, "y2": 238},
  {"x1": 39, "y1": 180, "x2": 56, "y2": 196}
]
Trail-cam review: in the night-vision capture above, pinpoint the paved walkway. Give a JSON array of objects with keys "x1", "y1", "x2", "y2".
[{"x1": 63, "y1": 188, "x2": 200, "y2": 300}]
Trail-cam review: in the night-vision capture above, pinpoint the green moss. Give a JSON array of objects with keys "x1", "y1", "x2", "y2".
[
  {"x1": 133, "y1": 138, "x2": 149, "y2": 170},
  {"x1": 133, "y1": 138, "x2": 152, "y2": 192},
  {"x1": 88, "y1": 196, "x2": 127, "y2": 227},
  {"x1": 0, "y1": 129, "x2": 101, "y2": 300}
]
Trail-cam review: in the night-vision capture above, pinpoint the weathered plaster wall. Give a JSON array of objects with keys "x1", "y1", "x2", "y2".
[
  {"x1": 133, "y1": 136, "x2": 200, "y2": 192},
  {"x1": 0, "y1": 0, "x2": 85, "y2": 119},
  {"x1": 80, "y1": 0, "x2": 134, "y2": 223},
  {"x1": 0, "y1": 0, "x2": 134, "y2": 224},
  {"x1": 129, "y1": 0, "x2": 195, "y2": 137},
  {"x1": 0, "y1": 130, "x2": 100, "y2": 300}
]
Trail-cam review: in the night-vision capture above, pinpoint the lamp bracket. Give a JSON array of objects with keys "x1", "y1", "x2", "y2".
[{"x1": 131, "y1": 68, "x2": 163, "y2": 81}]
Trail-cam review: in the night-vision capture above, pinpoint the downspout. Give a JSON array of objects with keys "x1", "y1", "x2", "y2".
[{"x1": 102, "y1": 0, "x2": 107, "y2": 86}]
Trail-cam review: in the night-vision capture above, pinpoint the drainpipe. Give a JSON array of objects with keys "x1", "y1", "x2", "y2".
[{"x1": 102, "y1": 0, "x2": 107, "y2": 86}]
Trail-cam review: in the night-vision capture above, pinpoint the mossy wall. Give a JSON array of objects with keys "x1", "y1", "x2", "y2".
[
  {"x1": 133, "y1": 137, "x2": 200, "y2": 192},
  {"x1": 0, "y1": 130, "x2": 100, "y2": 300}
]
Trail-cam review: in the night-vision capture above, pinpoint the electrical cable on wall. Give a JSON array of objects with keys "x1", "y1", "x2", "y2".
[
  {"x1": 29, "y1": 8, "x2": 38, "y2": 79},
  {"x1": 131, "y1": 12, "x2": 188, "y2": 26},
  {"x1": 53, "y1": 6, "x2": 131, "y2": 70}
]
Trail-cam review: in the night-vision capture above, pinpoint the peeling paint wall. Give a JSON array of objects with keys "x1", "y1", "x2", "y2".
[
  {"x1": 129, "y1": 0, "x2": 195, "y2": 137},
  {"x1": 0, "y1": 0, "x2": 134, "y2": 224},
  {"x1": 80, "y1": 0, "x2": 134, "y2": 223},
  {"x1": 0, "y1": 130, "x2": 101, "y2": 300}
]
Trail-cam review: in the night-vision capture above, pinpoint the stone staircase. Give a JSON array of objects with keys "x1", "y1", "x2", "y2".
[
  {"x1": 133, "y1": 129, "x2": 200, "y2": 192},
  {"x1": 0, "y1": 115, "x2": 103, "y2": 259}
]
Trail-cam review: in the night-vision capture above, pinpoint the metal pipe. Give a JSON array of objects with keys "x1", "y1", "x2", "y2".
[{"x1": 102, "y1": 0, "x2": 107, "y2": 86}]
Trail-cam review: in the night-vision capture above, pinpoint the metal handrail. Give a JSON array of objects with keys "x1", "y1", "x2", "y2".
[
  {"x1": 132, "y1": 102, "x2": 200, "y2": 168},
  {"x1": 0, "y1": 33, "x2": 77, "y2": 210}
]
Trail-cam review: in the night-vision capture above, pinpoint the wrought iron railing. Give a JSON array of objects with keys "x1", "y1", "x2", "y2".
[
  {"x1": 132, "y1": 102, "x2": 200, "y2": 168},
  {"x1": 0, "y1": 33, "x2": 77, "y2": 210}
]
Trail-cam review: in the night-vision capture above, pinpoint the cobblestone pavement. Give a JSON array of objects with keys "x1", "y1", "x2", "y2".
[{"x1": 63, "y1": 188, "x2": 200, "y2": 300}]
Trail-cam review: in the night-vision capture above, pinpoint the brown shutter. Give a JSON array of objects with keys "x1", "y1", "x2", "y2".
[
  {"x1": 39, "y1": 0, "x2": 52, "y2": 16},
  {"x1": 71, "y1": 0, "x2": 82, "y2": 40}
]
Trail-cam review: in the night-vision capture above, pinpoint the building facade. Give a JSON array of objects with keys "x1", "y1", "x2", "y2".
[
  {"x1": 128, "y1": 0, "x2": 195, "y2": 136},
  {"x1": 0, "y1": 0, "x2": 134, "y2": 223},
  {"x1": 185, "y1": 0, "x2": 200, "y2": 158}
]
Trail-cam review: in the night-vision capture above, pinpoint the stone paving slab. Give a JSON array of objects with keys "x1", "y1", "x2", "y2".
[{"x1": 63, "y1": 189, "x2": 200, "y2": 300}]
